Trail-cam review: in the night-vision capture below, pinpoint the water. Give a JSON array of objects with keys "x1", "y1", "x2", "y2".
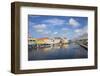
[{"x1": 28, "y1": 43, "x2": 88, "y2": 61}]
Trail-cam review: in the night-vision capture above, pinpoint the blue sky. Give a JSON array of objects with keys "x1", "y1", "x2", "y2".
[{"x1": 28, "y1": 15, "x2": 88, "y2": 40}]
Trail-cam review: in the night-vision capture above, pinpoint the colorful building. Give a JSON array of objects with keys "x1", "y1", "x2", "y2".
[{"x1": 28, "y1": 37, "x2": 68, "y2": 47}]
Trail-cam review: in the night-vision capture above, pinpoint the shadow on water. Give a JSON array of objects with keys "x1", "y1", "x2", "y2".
[{"x1": 28, "y1": 43, "x2": 88, "y2": 61}]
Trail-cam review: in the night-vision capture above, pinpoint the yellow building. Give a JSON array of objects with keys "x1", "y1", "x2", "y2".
[
  {"x1": 28, "y1": 38, "x2": 37, "y2": 45},
  {"x1": 28, "y1": 37, "x2": 68, "y2": 45}
]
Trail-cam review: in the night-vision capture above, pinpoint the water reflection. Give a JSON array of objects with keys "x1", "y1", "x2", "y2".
[
  {"x1": 41, "y1": 44, "x2": 68, "y2": 52},
  {"x1": 28, "y1": 43, "x2": 88, "y2": 61}
]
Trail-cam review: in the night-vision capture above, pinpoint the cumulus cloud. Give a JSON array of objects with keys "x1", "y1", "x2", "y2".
[
  {"x1": 53, "y1": 32, "x2": 58, "y2": 34},
  {"x1": 75, "y1": 29, "x2": 81, "y2": 33},
  {"x1": 77, "y1": 26, "x2": 87, "y2": 34},
  {"x1": 29, "y1": 21, "x2": 35, "y2": 26},
  {"x1": 43, "y1": 18, "x2": 65, "y2": 26},
  {"x1": 62, "y1": 28, "x2": 69, "y2": 31},
  {"x1": 33, "y1": 24, "x2": 47, "y2": 33},
  {"x1": 67, "y1": 18, "x2": 80, "y2": 27},
  {"x1": 42, "y1": 30, "x2": 51, "y2": 35},
  {"x1": 82, "y1": 25, "x2": 88, "y2": 33},
  {"x1": 72, "y1": 25, "x2": 88, "y2": 40}
]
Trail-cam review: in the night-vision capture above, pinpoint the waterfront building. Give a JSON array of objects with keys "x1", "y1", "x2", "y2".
[
  {"x1": 28, "y1": 37, "x2": 68, "y2": 47},
  {"x1": 28, "y1": 37, "x2": 37, "y2": 45}
]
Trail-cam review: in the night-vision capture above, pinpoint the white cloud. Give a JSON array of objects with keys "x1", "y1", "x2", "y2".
[
  {"x1": 77, "y1": 26, "x2": 87, "y2": 35},
  {"x1": 67, "y1": 18, "x2": 80, "y2": 27},
  {"x1": 43, "y1": 18, "x2": 65, "y2": 25},
  {"x1": 42, "y1": 31, "x2": 51, "y2": 35},
  {"x1": 72, "y1": 25, "x2": 88, "y2": 40},
  {"x1": 62, "y1": 28, "x2": 69, "y2": 31},
  {"x1": 36, "y1": 29, "x2": 44, "y2": 32},
  {"x1": 62, "y1": 34, "x2": 66, "y2": 37},
  {"x1": 29, "y1": 21, "x2": 35, "y2": 26},
  {"x1": 75, "y1": 29, "x2": 81, "y2": 33},
  {"x1": 53, "y1": 32, "x2": 58, "y2": 34},
  {"x1": 33, "y1": 24, "x2": 46, "y2": 33},
  {"x1": 82, "y1": 25, "x2": 88, "y2": 33}
]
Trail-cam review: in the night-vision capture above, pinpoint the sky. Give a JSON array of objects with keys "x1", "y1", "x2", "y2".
[{"x1": 28, "y1": 15, "x2": 88, "y2": 40}]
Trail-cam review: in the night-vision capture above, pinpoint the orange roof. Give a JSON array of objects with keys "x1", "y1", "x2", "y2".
[{"x1": 37, "y1": 37, "x2": 49, "y2": 40}]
